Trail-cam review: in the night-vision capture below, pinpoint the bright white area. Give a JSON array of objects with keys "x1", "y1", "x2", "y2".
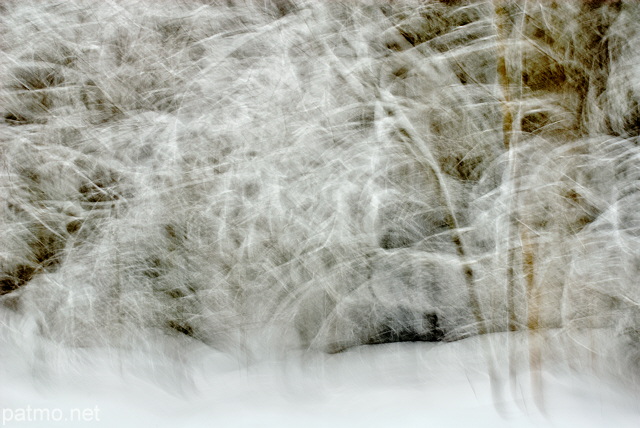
[{"x1": 2, "y1": 309, "x2": 638, "y2": 428}]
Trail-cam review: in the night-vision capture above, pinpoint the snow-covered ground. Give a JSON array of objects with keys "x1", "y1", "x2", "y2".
[{"x1": 2, "y1": 308, "x2": 639, "y2": 428}]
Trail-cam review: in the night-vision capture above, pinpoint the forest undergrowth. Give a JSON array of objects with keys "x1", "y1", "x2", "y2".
[{"x1": 1, "y1": 0, "x2": 639, "y2": 388}]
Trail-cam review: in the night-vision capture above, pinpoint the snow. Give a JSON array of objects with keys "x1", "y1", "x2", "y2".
[
  {"x1": 1, "y1": 2, "x2": 640, "y2": 427},
  {"x1": 2, "y1": 309, "x2": 639, "y2": 427}
]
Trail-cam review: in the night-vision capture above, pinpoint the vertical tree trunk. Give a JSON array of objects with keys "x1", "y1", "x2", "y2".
[{"x1": 495, "y1": 0, "x2": 543, "y2": 409}]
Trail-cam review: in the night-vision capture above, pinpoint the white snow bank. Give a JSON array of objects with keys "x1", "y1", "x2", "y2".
[{"x1": 2, "y1": 309, "x2": 638, "y2": 428}]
